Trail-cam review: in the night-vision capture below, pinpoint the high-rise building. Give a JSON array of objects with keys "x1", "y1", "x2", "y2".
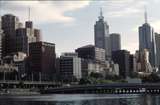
[
  {"x1": 138, "y1": 11, "x2": 157, "y2": 67},
  {"x1": 60, "y1": 52, "x2": 82, "y2": 81},
  {"x1": 155, "y1": 33, "x2": 160, "y2": 71},
  {"x1": 34, "y1": 29, "x2": 42, "y2": 42},
  {"x1": 94, "y1": 9, "x2": 111, "y2": 59},
  {"x1": 1, "y1": 14, "x2": 21, "y2": 57},
  {"x1": 16, "y1": 27, "x2": 36, "y2": 55},
  {"x1": 15, "y1": 8, "x2": 40, "y2": 55},
  {"x1": 0, "y1": 20, "x2": 3, "y2": 59},
  {"x1": 75, "y1": 45, "x2": 105, "y2": 62},
  {"x1": 110, "y1": 33, "x2": 121, "y2": 52},
  {"x1": 29, "y1": 41, "x2": 56, "y2": 81},
  {"x1": 112, "y1": 50, "x2": 130, "y2": 78}
]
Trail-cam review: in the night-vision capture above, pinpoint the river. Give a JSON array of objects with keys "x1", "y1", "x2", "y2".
[{"x1": 0, "y1": 94, "x2": 159, "y2": 105}]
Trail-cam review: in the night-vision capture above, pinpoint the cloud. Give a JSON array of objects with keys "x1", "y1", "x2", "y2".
[
  {"x1": 108, "y1": 7, "x2": 141, "y2": 17},
  {"x1": 1, "y1": 1, "x2": 91, "y2": 24},
  {"x1": 153, "y1": 0, "x2": 160, "y2": 3},
  {"x1": 100, "y1": 0, "x2": 148, "y2": 18}
]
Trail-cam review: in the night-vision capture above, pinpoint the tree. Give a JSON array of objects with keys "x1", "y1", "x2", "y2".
[
  {"x1": 90, "y1": 72, "x2": 103, "y2": 79},
  {"x1": 79, "y1": 78, "x2": 91, "y2": 85},
  {"x1": 142, "y1": 73, "x2": 160, "y2": 83}
]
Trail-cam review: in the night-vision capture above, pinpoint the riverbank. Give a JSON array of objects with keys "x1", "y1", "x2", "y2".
[{"x1": 0, "y1": 88, "x2": 40, "y2": 95}]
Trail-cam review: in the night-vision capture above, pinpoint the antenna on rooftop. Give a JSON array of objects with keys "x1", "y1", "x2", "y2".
[
  {"x1": 98, "y1": 7, "x2": 104, "y2": 20},
  {"x1": 144, "y1": 6, "x2": 148, "y2": 23},
  {"x1": 28, "y1": 6, "x2": 31, "y2": 21}
]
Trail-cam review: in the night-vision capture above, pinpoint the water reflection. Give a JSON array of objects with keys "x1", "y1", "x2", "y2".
[{"x1": 0, "y1": 94, "x2": 159, "y2": 105}]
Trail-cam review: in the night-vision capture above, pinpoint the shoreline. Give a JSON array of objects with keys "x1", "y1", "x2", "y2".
[{"x1": 0, "y1": 88, "x2": 40, "y2": 95}]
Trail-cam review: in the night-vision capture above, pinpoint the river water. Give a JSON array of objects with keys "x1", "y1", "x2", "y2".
[{"x1": 0, "y1": 94, "x2": 159, "y2": 105}]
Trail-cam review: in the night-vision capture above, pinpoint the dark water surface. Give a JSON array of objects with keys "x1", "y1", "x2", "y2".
[{"x1": 0, "y1": 94, "x2": 159, "y2": 105}]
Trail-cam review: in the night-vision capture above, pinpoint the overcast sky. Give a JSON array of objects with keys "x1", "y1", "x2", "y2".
[{"x1": 1, "y1": 0, "x2": 160, "y2": 55}]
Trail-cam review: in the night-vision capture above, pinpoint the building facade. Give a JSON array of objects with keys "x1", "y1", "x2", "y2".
[
  {"x1": 139, "y1": 12, "x2": 157, "y2": 67},
  {"x1": 13, "y1": 52, "x2": 27, "y2": 80},
  {"x1": 25, "y1": 21, "x2": 33, "y2": 29},
  {"x1": 1, "y1": 14, "x2": 22, "y2": 57},
  {"x1": 0, "y1": 20, "x2": 3, "y2": 59},
  {"x1": 129, "y1": 55, "x2": 137, "y2": 77},
  {"x1": 34, "y1": 29, "x2": 42, "y2": 42},
  {"x1": 16, "y1": 27, "x2": 36, "y2": 55},
  {"x1": 25, "y1": 21, "x2": 42, "y2": 42},
  {"x1": 155, "y1": 33, "x2": 160, "y2": 71},
  {"x1": 2, "y1": 52, "x2": 27, "y2": 80},
  {"x1": 60, "y1": 53, "x2": 82, "y2": 81},
  {"x1": 0, "y1": 64, "x2": 18, "y2": 80},
  {"x1": 29, "y1": 41, "x2": 56, "y2": 81},
  {"x1": 94, "y1": 9, "x2": 111, "y2": 59},
  {"x1": 110, "y1": 33, "x2": 121, "y2": 52},
  {"x1": 75, "y1": 45, "x2": 105, "y2": 62},
  {"x1": 136, "y1": 49, "x2": 153, "y2": 73},
  {"x1": 112, "y1": 50, "x2": 130, "y2": 78}
]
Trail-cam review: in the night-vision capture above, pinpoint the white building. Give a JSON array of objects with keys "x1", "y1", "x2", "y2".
[{"x1": 60, "y1": 52, "x2": 82, "y2": 81}]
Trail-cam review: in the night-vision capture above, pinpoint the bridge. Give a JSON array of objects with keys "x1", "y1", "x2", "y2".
[{"x1": 40, "y1": 83, "x2": 160, "y2": 94}]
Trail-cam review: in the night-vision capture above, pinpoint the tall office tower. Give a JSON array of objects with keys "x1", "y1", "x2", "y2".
[
  {"x1": 112, "y1": 50, "x2": 130, "y2": 78},
  {"x1": 75, "y1": 45, "x2": 106, "y2": 62},
  {"x1": 29, "y1": 41, "x2": 56, "y2": 81},
  {"x1": 0, "y1": 20, "x2": 3, "y2": 59},
  {"x1": 139, "y1": 11, "x2": 157, "y2": 67},
  {"x1": 34, "y1": 29, "x2": 42, "y2": 42},
  {"x1": 1, "y1": 14, "x2": 21, "y2": 57},
  {"x1": 15, "y1": 8, "x2": 38, "y2": 55},
  {"x1": 94, "y1": 9, "x2": 110, "y2": 60},
  {"x1": 25, "y1": 7, "x2": 33, "y2": 29},
  {"x1": 155, "y1": 33, "x2": 160, "y2": 71},
  {"x1": 60, "y1": 52, "x2": 82, "y2": 81},
  {"x1": 110, "y1": 33, "x2": 121, "y2": 52},
  {"x1": 16, "y1": 27, "x2": 36, "y2": 55}
]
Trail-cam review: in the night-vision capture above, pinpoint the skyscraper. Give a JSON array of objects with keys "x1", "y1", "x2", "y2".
[
  {"x1": 155, "y1": 33, "x2": 160, "y2": 71},
  {"x1": 25, "y1": 7, "x2": 33, "y2": 29},
  {"x1": 16, "y1": 27, "x2": 36, "y2": 55},
  {"x1": 0, "y1": 20, "x2": 3, "y2": 59},
  {"x1": 94, "y1": 9, "x2": 110, "y2": 60},
  {"x1": 110, "y1": 33, "x2": 121, "y2": 52},
  {"x1": 112, "y1": 50, "x2": 130, "y2": 78},
  {"x1": 29, "y1": 41, "x2": 56, "y2": 81},
  {"x1": 34, "y1": 29, "x2": 42, "y2": 42},
  {"x1": 138, "y1": 10, "x2": 156, "y2": 67},
  {"x1": 1, "y1": 14, "x2": 21, "y2": 57},
  {"x1": 15, "y1": 8, "x2": 40, "y2": 55}
]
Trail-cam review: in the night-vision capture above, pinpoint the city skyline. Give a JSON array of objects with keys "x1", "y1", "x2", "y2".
[{"x1": 1, "y1": 0, "x2": 160, "y2": 55}]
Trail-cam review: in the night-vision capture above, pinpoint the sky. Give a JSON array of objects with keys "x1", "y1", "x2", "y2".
[{"x1": 1, "y1": 0, "x2": 160, "y2": 56}]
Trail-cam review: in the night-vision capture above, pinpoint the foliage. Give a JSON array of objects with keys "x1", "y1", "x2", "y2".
[
  {"x1": 18, "y1": 81, "x2": 24, "y2": 88},
  {"x1": 90, "y1": 72, "x2": 103, "y2": 79},
  {"x1": 142, "y1": 73, "x2": 160, "y2": 83},
  {"x1": 79, "y1": 78, "x2": 91, "y2": 85}
]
